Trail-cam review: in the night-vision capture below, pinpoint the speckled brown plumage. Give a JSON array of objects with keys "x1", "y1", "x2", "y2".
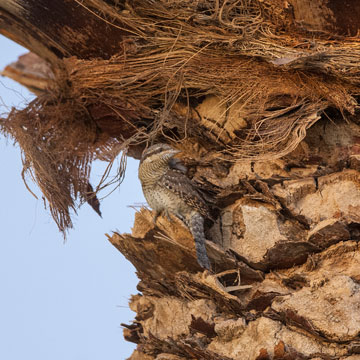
[
  {"x1": 138, "y1": 143, "x2": 211, "y2": 270},
  {"x1": 158, "y1": 169, "x2": 210, "y2": 219}
]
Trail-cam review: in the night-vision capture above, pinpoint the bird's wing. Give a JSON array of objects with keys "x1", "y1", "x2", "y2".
[
  {"x1": 168, "y1": 157, "x2": 187, "y2": 173},
  {"x1": 158, "y1": 169, "x2": 210, "y2": 218}
]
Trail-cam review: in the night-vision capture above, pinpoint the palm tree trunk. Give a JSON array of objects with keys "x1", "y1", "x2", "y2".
[{"x1": 2, "y1": 1, "x2": 360, "y2": 358}]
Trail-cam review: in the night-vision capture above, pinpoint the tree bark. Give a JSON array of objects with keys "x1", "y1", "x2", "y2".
[
  {"x1": 109, "y1": 116, "x2": 360, "y2": 358},
  {"x1": 1, "y1": 1, "x2": 360, "y2": 359}
]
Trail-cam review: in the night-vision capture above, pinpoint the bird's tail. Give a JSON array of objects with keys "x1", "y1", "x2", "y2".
[{"x1": 188, "y1": 212, "x2": 211, "y2": 270}]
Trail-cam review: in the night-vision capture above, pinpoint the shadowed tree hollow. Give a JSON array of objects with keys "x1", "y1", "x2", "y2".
[{"x1": 1, "y1": 1, "x2": 360, "y2": 359}]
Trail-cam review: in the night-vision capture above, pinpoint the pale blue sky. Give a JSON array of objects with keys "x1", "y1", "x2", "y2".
[{"x1": 0, "y1": 36, "x2": 141, "y2": 359}]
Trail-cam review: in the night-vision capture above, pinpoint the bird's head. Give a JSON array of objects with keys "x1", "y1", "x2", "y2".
[{"x1": 140, "y1": 143, "x2": 180, "y2": 165}]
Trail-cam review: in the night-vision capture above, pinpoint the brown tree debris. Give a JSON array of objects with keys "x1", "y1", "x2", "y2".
[
  {"x1": 1, "y1": 1, "x2": 360, "y2": 358},
  {"x1": 1, "y1": 0, "x2": 360, "y2": 233}
]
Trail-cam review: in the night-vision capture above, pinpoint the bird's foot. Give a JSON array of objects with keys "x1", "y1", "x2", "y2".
[
  {"x1": 152, "y1": 210, "x2": 174, "y2": 224},
  {"x1": 164, "y1": 210, "x2": 172, "y2": 222},
  {"x1": 152, "y1": 211, "x2": 161, "y2": 225}
]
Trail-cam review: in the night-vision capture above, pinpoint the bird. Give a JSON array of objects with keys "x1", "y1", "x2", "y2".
[{"x1": 138, "y1": 143, "x2": 211, "y2": 270}]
